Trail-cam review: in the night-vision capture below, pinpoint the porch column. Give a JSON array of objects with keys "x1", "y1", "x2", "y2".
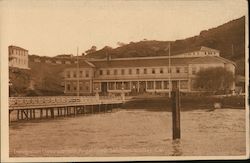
[{"x1": 137, "y1": 81, "x2": 139, "y2": 92}]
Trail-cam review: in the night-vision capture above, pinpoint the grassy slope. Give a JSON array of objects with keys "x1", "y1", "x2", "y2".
[
  {"x1": 123, "y1": 96, "x2": 245, "y2": 111},
  {"x1": 28, "y1": 62, "x2": 73, "y2": 96}
]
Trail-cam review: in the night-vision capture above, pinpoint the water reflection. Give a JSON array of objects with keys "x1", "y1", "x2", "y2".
[{"x1": 171, "y1": 139, "x2": 182, "y2": 156}]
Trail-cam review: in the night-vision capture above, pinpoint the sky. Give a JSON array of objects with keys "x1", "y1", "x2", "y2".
[{"x1": 0, "y1": 0, "x2": 248, "y2": 57}]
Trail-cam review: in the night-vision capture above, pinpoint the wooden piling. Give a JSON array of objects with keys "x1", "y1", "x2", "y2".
[
  {"x1": 46, "y1": 109, "x2": 48, "y2": 118},
  {"x1": 33, "y1": 109, "x2": 36, "y2": 119},
  {"x1": 40, "y1": 109, "x2": 43, "y2": 119},
  {"x1": 171, "y1": 89, "x2": 181, "y2": 140},
  {"x1": 51, "y1": 108, "x2": 54, "y2": 118},
  {"x1": 21, "y1": 110, "x2": 23, "y2": 120},
  {"x1": 17, "y1": 110, "x2": 20, "y2": 120},
  {"x1": 66, "y1": 107, "x2": 69, "y2": 116}
]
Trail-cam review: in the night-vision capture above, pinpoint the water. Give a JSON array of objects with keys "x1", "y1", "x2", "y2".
[{"x1": 9, "y1": 108, "x2": 246, "y2": 157}]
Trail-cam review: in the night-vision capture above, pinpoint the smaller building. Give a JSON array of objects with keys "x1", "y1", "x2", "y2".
[
  {"x1": 9, "y1": 45, "x2": 29, "y2": 69},
  {"x1": 63, "y1": 60, "x2": 96, "y2": 95}
]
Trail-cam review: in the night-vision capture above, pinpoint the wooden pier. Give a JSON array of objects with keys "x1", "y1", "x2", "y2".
[{"x1": 9, "y1": 96, "x2": 124, "y2": 122}]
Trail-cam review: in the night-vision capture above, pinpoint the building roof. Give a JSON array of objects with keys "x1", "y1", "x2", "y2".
[
  {"x1": 66, "y1": 60, "x2": 95, "y2": 68},
  {"x1": 88, "y1": 55, "x2": 235, "y2": 68},
  {"x1": 188, "y1": 56, "x2": 236, "y2": 65},
  {"x1": 166, "y1": 46, "x2": 220, "y2": 55},
  {"x1": 91, "y1": 57, "x2": 198, "y2": 68},
  {"x1": 9, "y1": 45, "x2": 28, "y2": 51}
]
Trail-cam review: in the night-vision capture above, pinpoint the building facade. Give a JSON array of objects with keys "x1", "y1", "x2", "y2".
[
  {"x1": 9, "y1": 45, "x2": 29, "y2": 69},
  {"x1": 63, "y1": 46, "x2": 236, "y2": 95}
]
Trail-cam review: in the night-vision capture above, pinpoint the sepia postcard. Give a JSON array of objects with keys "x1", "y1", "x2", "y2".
[{"x1": 0, "y1": 0, "x2": 249, "y2": 162}]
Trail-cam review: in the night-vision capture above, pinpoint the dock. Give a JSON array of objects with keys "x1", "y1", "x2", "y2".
[{"x1": 9, "y1": 96, "x2": 124, "y2": 122}]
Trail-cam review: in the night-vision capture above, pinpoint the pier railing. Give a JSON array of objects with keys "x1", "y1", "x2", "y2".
[{"x1": 9, "y1": 96, "x2": 123, "y2": 109}]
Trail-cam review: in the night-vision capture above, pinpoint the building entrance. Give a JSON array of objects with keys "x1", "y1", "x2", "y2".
[
  {"x1": 101, "y1": 82, "x2": 108, "y2": 95},
  {"x1": 139, "y1": 81, "x2": 146, "y2": 94},
  {"x1": 172, "y1": 81, "x2": 178, "y2": 90},
  {"x1": 131, "y1": 81, "x2": 138, "y2": 95}
]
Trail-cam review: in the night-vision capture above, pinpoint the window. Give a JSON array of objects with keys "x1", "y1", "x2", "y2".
[
  {"x1": 152, "y1": 68, "x2": 155, "y2": 74},
  {"x1": 99, "y1": 70, "x2": 103, "y2": 75},
  {"x1": 114, "y1": 69, "x2": 117, "y2": 75},
  {"x1": 155, "y1": 81, "x2": 162, "y2": 89},
  {"x1": 85, "y1": 70, "x2": 89, "y2": 77},
  {"x1": 192, "y1": 67, "x2": 197, "y2": 75},
  {"x1": 67, "y1": 84, "x2": 70, "y2": 91},
  {"x1": 129, "y1": 69, "x2": 132, "y2": 74},
  {"x1": 180, "y1": 80, "x2": 188, "y2": 89},
  {"x1": 160, "y1": 68, "x2": 163, "y2": 74},
  {"x1": 176, "y1": 67, "x2": 180, "y2": 73},
  {"x1": 108, "y1": 82, "x2": 115, "y2": 90},
  {"x1": 107, "y1": 70, "x2": 110, "y2": 75},
  {"x1": 79, "y1": 71, "x2": 83, "y2": 77},
  {"x1": 124, "y1": 82, "x2": 130, "y2": 90},
  {"x1": 84, "y1": 81, "x2": 90, "y2": 91},
  {"x1": 136, "y1": 69, "x2": 140, "y2": 74},
  {"x1": 121, "y1": 69, "x2": 125, "y2": 75},
  {"x1": 116, "y1": 82, "x2": 122, "y2": 90},
  {"x1": 147, "y1": 81, "x2": 154, "y2": 89},
  {"x1": 163, "y1": 81, "x2": 169, "y2": 89},
  {"x1": 144, "y1": 68, "x2": 147, "y2": 74},
  {"x1": 184, "y1": 67, "x2": 188, "y2": 73}
]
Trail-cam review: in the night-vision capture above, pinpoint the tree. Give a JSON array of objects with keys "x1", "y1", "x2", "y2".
[
  {"x1": 85, "y1": 46, "x2": 97, "y2": 55},
  {"x1": 117, "y1": 42, "x2": 126, "y2": 47},
  {"x1": 194, "y1": 67, "x2": 234, "y2": 93}
]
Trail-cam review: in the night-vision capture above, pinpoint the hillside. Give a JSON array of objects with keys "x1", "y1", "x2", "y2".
[
  {"x1": 10, "y1": 62, "x2": 69, "y2": 96},
  {"x1": 86, "y1": 16, "x2": 245, "y2": 75},
  {"x1": 9, "y1": 16, "x2": 245, "y2": 96}
]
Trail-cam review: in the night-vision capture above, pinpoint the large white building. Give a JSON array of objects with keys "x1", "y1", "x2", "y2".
[
  {"x1": 9, "y1": 45, "x2": 29, "y2": 69},
  {"x1": 63, "y1": 46, "x2": 236, "y2": 95}
]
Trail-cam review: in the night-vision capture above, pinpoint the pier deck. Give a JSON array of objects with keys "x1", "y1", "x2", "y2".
[{"x1": 9, "y1": 96, "x2": 124, "y2": 122}]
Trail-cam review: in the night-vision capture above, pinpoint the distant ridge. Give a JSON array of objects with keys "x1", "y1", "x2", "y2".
[{"x1": 86, "y1": 16, "x2": 245, "y2": 75}]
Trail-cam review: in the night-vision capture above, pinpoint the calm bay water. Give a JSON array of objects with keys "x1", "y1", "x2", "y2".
[{"x1": 9, "y1": 108, "x2": 246, "y2": 157}]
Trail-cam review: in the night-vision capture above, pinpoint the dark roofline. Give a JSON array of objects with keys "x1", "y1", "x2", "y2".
[{"x1": 9, "y1": 45, "x2": 28, "y2": 51}]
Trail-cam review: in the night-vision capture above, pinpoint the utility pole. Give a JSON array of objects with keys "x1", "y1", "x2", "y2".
[
  {"x1": 77, "y1": 47, "x2": 79, "y2": 97},
  {"x1": 168, "y1": 42, "x2": 171, "y2": 98}
]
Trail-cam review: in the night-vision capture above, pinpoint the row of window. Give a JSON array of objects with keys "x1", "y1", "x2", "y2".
[
  {"x1": 10, "y1": 49, "x2": 27, "y2": 56},
  {"x1": 186, "y1": 51, "x2": 217, "y2": 56},
  {"x1": 66, "y1": 81, "x2": 90, "y2": 91},
  {"x1": 99, "y1": 67, "x2": 189, "y2": 76},
  {"x1": 66, "y1": 70, "x2": 90, "y2": 78},
  {"x1": 11, "y1": 58, "x2": 27, "y2": 65},
  {"x1": 104, "y1": 80, "x2": 188, "y2": 90},
  {"x1": 66, "y1": 66, "x2": 206, "y2": 78}
]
